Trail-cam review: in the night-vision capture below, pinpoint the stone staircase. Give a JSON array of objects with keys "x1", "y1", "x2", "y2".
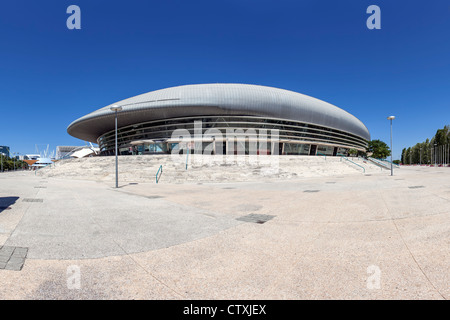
[{"x1": 36, "y1": 155, "x2": 385, "y2": 184}]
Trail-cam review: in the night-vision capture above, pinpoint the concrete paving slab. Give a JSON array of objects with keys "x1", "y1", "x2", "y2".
[{"x1": 3, "y1": 177, "x2": 242, "y2": 260}]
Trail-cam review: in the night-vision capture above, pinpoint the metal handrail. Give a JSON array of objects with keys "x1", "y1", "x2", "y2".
[
  {"x1": 317, "y1": 152, "x2": 326, "y2": 160},
  {"x1": 368, "y1": 157, "x2": 391, "y2": 170},
  {"x1": 376, "y1": 157, "x2": 400, "y2": 168},
  {"x1": 156, "y1": 165, "x2": 163, "y2": 183},
  {"x1": 34, "y1": 162, "x2": 54, "y2": 175},
  {"x1": 366, "y1": 157, "x2": 385, "y2": 170},
  {"x1": 186, "y1": 147, "x2": 189, "y2": 170},
  {"x1": 337, "y1": 153, "x2": 365, "y2": 173}
]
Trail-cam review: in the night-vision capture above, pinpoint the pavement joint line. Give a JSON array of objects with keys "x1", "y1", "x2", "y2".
[
  {"x1": 273, "y1": 210, "x2": 450, "y2": 224},
  {"x1": 70, "y1": 188, "x2": 186, "y2": 299},
  {"x1": 376, "y1": 183, "x2": 446, "y2": 300}
]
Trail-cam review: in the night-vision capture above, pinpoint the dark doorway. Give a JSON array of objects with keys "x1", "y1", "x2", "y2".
[{"x1": 309, "y1": 145, "x2": 317, "y2": 156}]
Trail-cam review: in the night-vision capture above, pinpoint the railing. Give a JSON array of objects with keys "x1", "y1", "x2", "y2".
[
  {"x1": 317, "y1": 152, "x2": 326, "y2": 160},
  {"x1": 366, "y1": 157, "x2": 385, "y2": 170},
  {"x1": 368, "y1": 157, "x2": 390, "y2": 170},
  {"x1": 337, "y1": 153, "x2": 365, "y2": 173},
  {"x1": 376, "y1": 158, "x2": 400, "y2": 168},
  {"x1": 34, "y1": 162, "x2": 54, "y2": 175},
  {"x1": 156, "y1": 165, "x2": 163, "y2": 183},
  {"x1": 186, "y1": 147, "x2": 189, "y2": 170}
]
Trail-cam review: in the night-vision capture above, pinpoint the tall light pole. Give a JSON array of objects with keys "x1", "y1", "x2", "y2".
[
  {"x1": 110, "y1": 105, "x2": 123, "y2": 188},
  {"x1": 419, "y1": 147, "x2": 422, "y2": 165},
  {"x1": 387, "y1": 116, "x2": 395, "y2": 176},
  {"x1": 434, "y1": 143, "x2": 437, "y2": 167}
]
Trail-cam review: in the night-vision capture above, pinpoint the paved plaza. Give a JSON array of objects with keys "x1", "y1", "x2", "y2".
[{"x1": 0, "y1": 163, "x2": 448, "y2": 299}]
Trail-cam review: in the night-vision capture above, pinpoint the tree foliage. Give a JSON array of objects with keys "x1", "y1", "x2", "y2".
[
  {"x1": 401, "y1": 125, "x2": 450, "y2": 165},
  {"x1": 367, "y1": 139, "x2": 391, "y2": 159},
  {"x1": 0, "y1": 155, "x2": 28, "y2": 171}
]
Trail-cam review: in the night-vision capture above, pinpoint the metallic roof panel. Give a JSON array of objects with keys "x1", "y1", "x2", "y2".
[{"x1": 67, "y1": 84, "x2": 370, "y2": 143}]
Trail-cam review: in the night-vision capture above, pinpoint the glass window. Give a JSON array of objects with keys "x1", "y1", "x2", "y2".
[{"x1": 317, "y1": 145, "x2": 334, "y2": 156}]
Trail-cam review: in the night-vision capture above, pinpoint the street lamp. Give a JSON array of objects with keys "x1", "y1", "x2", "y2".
[
  {"x1": 387, "y1": 116, "x2": 395, "y2": 176},
  {"x1": 110, "y1": 105, "x2": 123, "y2": 188}
]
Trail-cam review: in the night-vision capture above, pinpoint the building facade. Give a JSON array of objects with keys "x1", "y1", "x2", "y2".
[
  {"x1": 0, "y1": 146, "x2": 10, "y2": 158},
  {"x1": 67, "y1": 84, "x2": 370, "y2": 156}
]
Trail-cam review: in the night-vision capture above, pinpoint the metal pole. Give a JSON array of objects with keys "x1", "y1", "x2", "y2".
[
  {"x1": 430, "y1": 147, "x2": 432, "y2": 165},
  {"x1": 115, "y1": 110, "x2": 119, "y2": 188},
  {"x1": 390, "y1": 119, "x2": 393, "y2": 176},
  {"x1": 434, "y1": 145, "x2": 437, "y2": 167}
]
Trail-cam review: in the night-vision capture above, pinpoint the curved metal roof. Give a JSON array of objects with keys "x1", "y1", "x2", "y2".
[{"x1": 67, "y1": 83, "x2": 370, "y2": 143}]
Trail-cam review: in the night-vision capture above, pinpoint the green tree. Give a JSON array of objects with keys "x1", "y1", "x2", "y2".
[
  {"x1": 367, "y1": 140, "x2": 391, "y2": 159},
  {"x1": 0, "y1": 155, "x2": 28, "y2": 172},
  {"x1": 422, "y1": 139, "x2": 430, "y2": 164},
  {"x1": 435, "y1": 126, "x2": 449, "y2": 146},
  {"x1": 405, "y1": 147, "x2": 411, "y2": 165},
  {"x1": 401, "y1": 125, "x2": 449, "y2": 165},
  {"x1": 401, "y1": 148, "x2": 406, "y2": 164}
]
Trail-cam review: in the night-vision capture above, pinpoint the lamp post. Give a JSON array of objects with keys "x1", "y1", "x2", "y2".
[
  {"x1": 434, "y1": 143, "x2": 437, "y2": 167},
  {"x1": 387, "y1": 116, "x2": 395, "y2": 176},
  {"x1": 110, "y1": 105, "x2": 123, "y2": 188},
  {"x1": 419, "y1": 147, "x2": 421, "y2": 165}
]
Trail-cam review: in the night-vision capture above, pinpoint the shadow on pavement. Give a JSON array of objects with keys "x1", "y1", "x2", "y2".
[{"x1": 0, "y1": 196, "x2": 19, "y2": 213}]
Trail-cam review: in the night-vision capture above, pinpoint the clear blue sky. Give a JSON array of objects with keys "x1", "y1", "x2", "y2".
[{"x1": 1, "y1": 0, "x2": 449, "y2": 160}]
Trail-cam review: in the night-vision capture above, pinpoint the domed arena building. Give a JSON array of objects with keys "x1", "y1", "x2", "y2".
[{"x1": 67, "y1": 84, "x2": 370, "y2": 156}]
